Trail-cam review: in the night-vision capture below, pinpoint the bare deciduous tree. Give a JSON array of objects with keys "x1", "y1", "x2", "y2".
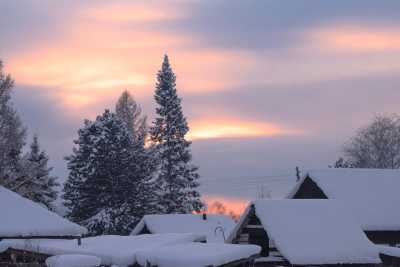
[
  {"x1": 339, "y1": 114, "x2": 400, "y2": 169},
  {"x1": 115, "y1": 90, "x2": 147, "y2": 145}
]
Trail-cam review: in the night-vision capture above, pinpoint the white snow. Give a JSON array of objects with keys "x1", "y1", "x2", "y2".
[
  {"x1": 136, "y1": 242, "x2": 260, "y2": 267},
  {"x1": 377, "y1": 245, "x2": 400, "y2": 257},
  {"x1": 1, "y1": 233, "x2": 258, "y2": 267},
  {"x1": 255, "y1": 256, "x2": 285, "y2": 263},
  {"x1": 131, "y1": 214, "x2": 235, "y2": 243},
  {"x1": 0, "y1": 186, "x2": 87, "y2": 237},
  {"x1": 0, "y1": 234, "x2": 205, "y2": 267},
  {"x1": 45, "y1": 254, "x2": 101, "y2": 267},
  {"x1": 288, "y1": 168, "x2": 400, "y2": 231},
  {"x1": 253, "y1": 199, "x2": 381, "y2": 265}
]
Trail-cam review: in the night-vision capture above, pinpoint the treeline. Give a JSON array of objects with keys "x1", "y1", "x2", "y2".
[
  {"x1": 0, "y1": 55, "x2": 203, "y2": 235},
  {"x1": 64, "y1": 55, "x2": 203, "y2": 235},
  {"x1": 0, "y1": 61, "x2": 58, "y2": 210}
]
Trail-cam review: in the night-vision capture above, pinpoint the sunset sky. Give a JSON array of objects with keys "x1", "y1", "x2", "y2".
[{"x1": 1, "y1": 0, "x2": 400, "y2": 214}]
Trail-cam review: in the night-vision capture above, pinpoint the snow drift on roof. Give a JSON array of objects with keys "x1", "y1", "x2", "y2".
[
  {"x1": 131, "y1": 214, "x2": 235, "y2": 243},
  {"x1": 136, "y1": 242, "x2": 260, "y2": 267},
  {"x1": 254, "y1": 199, "x2": 381, "y2": 265},
  {"x1": 0, "y1": 234, "x2": 205, "y2": 267},
  {"x1": 288, "y1": 168, "x2": 400, "y2": 231},
  {"x1": 0, "y1": 186, "x2": 87, "y2": 237},
  {"x1": 377, "y1": 245, "x2": 400, "y2": 258}
]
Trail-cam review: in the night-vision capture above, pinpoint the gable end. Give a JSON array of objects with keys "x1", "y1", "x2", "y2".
[{"x1": 292, "y1": 176, "x2": 328, "y2": 199}]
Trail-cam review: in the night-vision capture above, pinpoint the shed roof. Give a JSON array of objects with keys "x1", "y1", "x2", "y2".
[
  {"x1": 131, "y1": 214, "x2": 235, "y2": 243},
  {"x1": 253, "y1": 199, "x2": 380, "y2": 265},
  {"x1": 0, "y1": 186, "x2": 87, "y2": 238},
  {"x1": 287, "y1": 168, "x2": 400, "y2": 231}
]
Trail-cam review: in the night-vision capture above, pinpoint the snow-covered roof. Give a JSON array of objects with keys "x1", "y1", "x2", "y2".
[
  {"x1": 131, "y1": 214, "x2": 235, "y2": 243},
  {"x1": 0, "y1": 234, "x2": 205, "y2": 267},
  {"x1": 253, "y1": 199, "x2": 381, "y2": 265},
  {"x1": 0, "y1": 186, "x2": 87, "y2": 237},
  {"x1": 287, "y1": 168, "x2": 400, "y2": 231},
  {"x1": 136, "y1": 242, "x2": 260, "y2": 267}
]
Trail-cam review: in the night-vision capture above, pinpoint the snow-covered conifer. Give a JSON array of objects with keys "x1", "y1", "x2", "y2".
[
  {"x1": 21, "y1": 134, "x2": 59, "y2": 209},
  {"x1": 0, "y1": 60, "x2": 27, "y2": 192},
  {"x1": 150, "y1": 55, "x2": 203, "y2": 214},
  {"x1": 63, "y1": 110, "x2": 155, "y2": 235}
]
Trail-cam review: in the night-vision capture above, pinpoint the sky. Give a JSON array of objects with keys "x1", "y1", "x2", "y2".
[{"x1": 1, "y1": 0, "x2": 400, "y2": 215}]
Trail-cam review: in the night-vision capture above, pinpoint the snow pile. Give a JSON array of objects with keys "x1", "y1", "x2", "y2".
[
  {"x1": 0, "y1": 186, "x2": 87, "y2": 237},
  {"x1": 45, "y1": 254, "x2": 101, "y2": 267},
  {"x1": 288, "y1": 168, "x2": 400, "y2": 231},
  {"x1": 131, "y1": 214, "x2": 235, "y2": 242},
  {"x1": 0, "y1": 234, "x2": 204, "y2": 267},
  {"x1": 136, "y1": 242, "x2": 260, "y2": 267},
  {"x1": 254, "y1": 199, "x2": 381, "y2": 265}
]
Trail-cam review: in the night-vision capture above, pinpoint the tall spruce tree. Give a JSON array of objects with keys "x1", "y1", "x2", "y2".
[
  {"x1": 150, "y1": 55, "x2": 203, "y2": 213},
  {"x1": 21, "y1": 135, "x2": 59, "y2": 209},
  {"x1": 0, "y1": 60, "x2": 27, "y2": 192},
  {"x1": 115, "y1": 90, "x2": 147, "y2": 145},
  {"x1": 63, "y1": 110, "x2": 155, "y2": 235}
]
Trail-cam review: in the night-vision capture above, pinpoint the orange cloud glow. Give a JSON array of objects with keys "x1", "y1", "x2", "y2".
[
  {"x1": 6, "y1": 1, "x2": 254, "y2": 114},
  {"x1": 187, "y1": 117, "x2": 294, "y2": 140},
  {"x1": 84, "y1": 2, "x2": 185, "y2": 23},
  {"x1": 203, "y1": 194, "x2": 249, "y2": 219},
  {"x1": 310, "y1": 25, "x2": 400, "y2": 53},
  {"x1": 11, "y1": 3, "x2": 400, "y2": 129}
]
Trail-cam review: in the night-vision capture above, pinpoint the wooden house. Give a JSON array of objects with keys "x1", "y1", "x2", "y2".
[
  {"x1": 0, "y1": 186, "x2": 87, "y2": 266},
  {"x1": 287, "y1": 168, "x2": 400, "y2": 245},
  {"x1": 227, "y1": 199, "x2": 382, "y2": 267},
  {"x1": 131, "y1": 214, "x2": 235, "y2": 243}
]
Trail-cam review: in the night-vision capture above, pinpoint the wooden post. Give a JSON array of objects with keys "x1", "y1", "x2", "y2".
[{"x1": 295, "y1": 166, "x2": 300, "y2": 181}]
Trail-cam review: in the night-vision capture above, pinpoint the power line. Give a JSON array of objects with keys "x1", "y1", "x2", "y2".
[{"x1": 200, "y1": 173, "x2": 295, "y2": 182}]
